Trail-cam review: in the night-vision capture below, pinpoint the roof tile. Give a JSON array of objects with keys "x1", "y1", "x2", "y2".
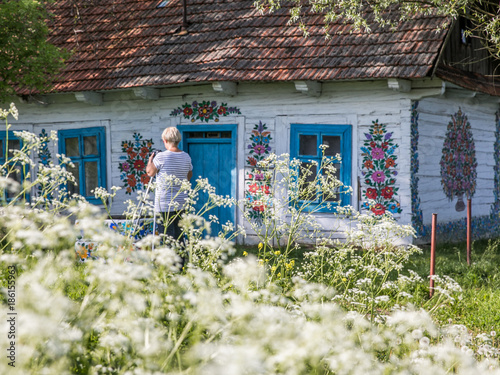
[{"x1": 43, "y1": 0, "x2": 449, "y2": 93}]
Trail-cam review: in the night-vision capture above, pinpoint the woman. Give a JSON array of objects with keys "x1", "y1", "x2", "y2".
[{"x1": 146, "y1": 127, "x2": 193, "y2": 241}]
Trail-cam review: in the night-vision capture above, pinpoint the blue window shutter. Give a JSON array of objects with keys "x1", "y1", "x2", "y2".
[
  {"x1": 58, "y1": 127, "x2": 106, "y2": 204},
  {"x1": 290, "y1": 124, "x2": 352, "y2": 212}
]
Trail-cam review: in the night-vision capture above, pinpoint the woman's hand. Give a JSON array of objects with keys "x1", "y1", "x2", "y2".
[{"x1": 146, "y1": 152, "x2": 158, "y2": 177}]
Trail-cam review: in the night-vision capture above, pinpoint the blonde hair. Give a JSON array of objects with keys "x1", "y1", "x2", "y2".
[{"x1": 162, "y1": 127, "x2": 181, "y2": 145}]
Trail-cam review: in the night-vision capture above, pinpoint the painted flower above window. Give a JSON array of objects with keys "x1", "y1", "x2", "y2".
[
  {"x1": 119, "y1": 133, "x2": 154, "y2": 194},
  {"x1": 170, "y1": 100, "x2": 241, "y2": 122},
  {"x1": 361, "y1": 120, "x2": 401, "y2": 215},
  {"x1": 183, "y1": 107, "x2": 193, "y2": 117}
]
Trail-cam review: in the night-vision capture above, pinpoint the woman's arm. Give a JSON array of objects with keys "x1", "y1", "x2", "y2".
[
  {"x1": 187, "y1": 170, "x2": 193, "y2": 180},
  {"x1": 146, "y1": 153, "x2": 158, "y2": 177}
]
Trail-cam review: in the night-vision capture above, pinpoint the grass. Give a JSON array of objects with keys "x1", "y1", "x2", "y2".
[
  {"x1": 411, "y1": 238, "x2": 500, "y2": 334},
  {"x1": 234, "y1": 244, "x2": 308, "y2": 262},
  {"x1": 57, "y1": 239, "x2": 500, "y2": 344},
  {"x1": 237, "y1": 238, "x2": 500, "y2": 335}
]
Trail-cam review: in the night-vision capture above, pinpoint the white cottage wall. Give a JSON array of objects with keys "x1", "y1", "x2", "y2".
[
  {"x1": 10, "y1": 80, "x2": 414, "y2": 242},
  {"x1": 415, "y1": 95, "x2": 499, "y2": 240}
]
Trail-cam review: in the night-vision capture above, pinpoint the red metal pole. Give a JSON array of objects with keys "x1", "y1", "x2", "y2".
[
  {"x1": 430, "y1": 213, "x2": 437, "y2": 298},
  {"x1": 467, "y1": 198, "x2": 471, "y2": 266}
]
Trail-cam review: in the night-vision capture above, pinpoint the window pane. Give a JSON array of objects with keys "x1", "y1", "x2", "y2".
[
  {"x1": 324, "y1": 164, "x2": 341, "y2": 202},
  {"x1": 84, "y1": 135, "x2": 98, "y2": 155},
  {"x1": 85, "y1": 161, "x2": 98, "y2": 196},
  {"x1": 187, "y1": 132, "x2": 205, "y2": 138},
  {"x1": 65, "y1": 137, "x2": 80, "y2": 157},
  {"x1": 67, "y1": 162, "x2": 79, "y2": 195},
  {"x1": 6, "y1": 165, "x2": 22, "y2": 186},
  {"x1": 7, "y1": 139, "x2": 20, "y2": 158},
  {"x1": 299, "y1": 162, "x2": 317, "y2": 201},
  {"x1": 10, "y1": 165, "x2": 22, "y2": 184},
  {"x1": 322, "y1": 135, "x2": 341, "y2": 157},
  {"x1": 299, "y1": 134, "x2": 317, "y2": 156},
  {"x1": 5, "y1": 165, "x2": 22, "y2": 200}
]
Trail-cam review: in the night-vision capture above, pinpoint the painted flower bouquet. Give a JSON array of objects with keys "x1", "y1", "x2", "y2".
[
  {"x1": 246, "y1": 121, "x2": 273, "y2": 222},
  {"x1": 119, "y1": 132, "x2": 154, "y2": 194},
  {"x1": 439, "y1": 109, "x2": 477, "y2": 211},
  {"x1": 361, "y1": 120, "x2": 401, "y2": 215}
]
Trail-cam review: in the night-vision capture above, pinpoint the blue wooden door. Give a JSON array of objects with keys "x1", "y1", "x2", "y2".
[{"x1": 181, "y1": 125, "x2": 237, "y2": 235}]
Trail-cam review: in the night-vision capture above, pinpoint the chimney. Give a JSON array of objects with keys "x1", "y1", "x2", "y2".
[{"x1": 178, "y1": 0, "x2": 189, "y2": 35}]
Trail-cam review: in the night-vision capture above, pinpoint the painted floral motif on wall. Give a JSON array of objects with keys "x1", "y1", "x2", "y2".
[
  {"x1": 245, "y1": 121, "x2": 273, "y2": 222},
  {"x1": 36, "y1": 129, "x2": 53, "y2": 199},
  {"x1": 247, "y1": 121, "x2": 272, "y2": 167},
  {"x1": 491, "y1": 111, "x2": 500, "y2": 216},
  {"x1": 170, "y1": 101, "x2": 241, "y2": 122},
  {"x1": 119, "y1": 133, "x2": 154, "y2": 194},
  {"x1": 440, "y1": 109, "x2": 477, "y2": 212},
  {"x1": 361, "y1": 120, "x2": 401, "y2": 216},
  {"x1": 410, "y1": 102, "x2": 425, "y2": 236},
  {"x1": 38, "y1": 129, "x2": 51, "y2": 166},
  {"x1": 421, "y1": 214, "x2": 500, "y2": 244},
  {"x1": 245, "y1": 170, "x2": 272, "y2": 222}
]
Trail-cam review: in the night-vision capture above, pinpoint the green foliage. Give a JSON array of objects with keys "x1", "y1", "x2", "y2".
[
  {"x1": 410, "y1": 239, "x2": 500, "y2": 334},
  {"x1": 0, "y1": 0, "x2": 69, "y2": 102},
  {"x1": 240, "y1": 148, "x2": 353, "y2": 288},
  {"x1": 298, "y1": 213, "x2": 423, "y2": 321},
  {"x1": 254, "y1": 0, "x2": 500, "y2": 60}
]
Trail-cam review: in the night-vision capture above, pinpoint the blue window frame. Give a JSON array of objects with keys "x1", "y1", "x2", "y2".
[
  {"x1": 290, "y1": 124, "x2": 352, "y2": 211},
  {"x1": 58, "y1": 127, "x2": 106, "y2": 204},
  {"x1": 0, "y1": 131, "x2": 28, "y2": 201}
]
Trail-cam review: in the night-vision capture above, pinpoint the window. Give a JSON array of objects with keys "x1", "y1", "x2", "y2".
[
  {"x1": 58, "y1": 127, "x2": 106, "y2": 204},
  {"x1": 290, "y1": 124, "x2": 352, "y2": 211},
  {"x1": 0, "y1": 131, "x2": 28, "y2": 201}
]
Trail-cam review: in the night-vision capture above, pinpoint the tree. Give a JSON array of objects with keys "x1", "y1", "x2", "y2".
[
  {"x1": 254, "y1": 0, "x2": 500, "y2": 58},
  {"x1": 0, "y1": 0, "x2": 68, "y2": 103}
]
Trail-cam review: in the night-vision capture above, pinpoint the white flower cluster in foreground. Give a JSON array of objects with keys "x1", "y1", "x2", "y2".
[{"x1": 1, "y1": 246, "x2": 499, "y2": 374}]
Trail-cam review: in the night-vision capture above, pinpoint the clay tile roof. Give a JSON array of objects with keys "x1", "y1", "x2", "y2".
[{"x1": 43, "y1": 0, "x2": 449, "y2": 93}]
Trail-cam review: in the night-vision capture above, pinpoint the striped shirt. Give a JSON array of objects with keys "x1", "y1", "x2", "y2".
[{"x1": 153, "y1": 150, "x2": 193, "y2": 212}]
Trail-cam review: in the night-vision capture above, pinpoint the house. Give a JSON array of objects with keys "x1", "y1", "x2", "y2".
[{"x1": 7, "y1": 0, "x2": 500, "y2": 244}]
